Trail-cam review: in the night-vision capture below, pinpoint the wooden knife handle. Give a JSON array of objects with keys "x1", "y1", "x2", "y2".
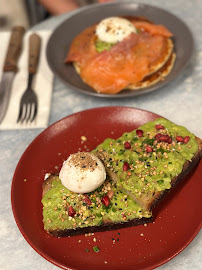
[
  {"x1": 3, "y1": 26, "x2": 25, "y2": 72},
  {"x1": 28, "y1": 33, "x2": 41, "y2": 74}
]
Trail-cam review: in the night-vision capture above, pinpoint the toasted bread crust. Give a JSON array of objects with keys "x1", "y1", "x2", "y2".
[
  {"x1": 42, "y1": 172, "x2": 59, "y2": 197},
  {"x1": 47, "y1": 216, "x2": 153, "y2": 237}
]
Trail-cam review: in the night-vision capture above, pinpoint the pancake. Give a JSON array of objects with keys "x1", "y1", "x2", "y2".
[
  {"x1": 128, "y1": 51, "x2": 176, "y2": 90},
  {"x1": 73, "y1": 39, "x2": 175, "y2": 92},
  {"x1": 146, "y1": 38, "x2": 174, "y2": 76},
  {"x1": 66, "y1": 17, "x2": 176, "y2": 94}
]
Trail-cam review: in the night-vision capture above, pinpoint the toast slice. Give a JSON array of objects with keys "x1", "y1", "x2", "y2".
[
  {"x1": 42, "y1": 173, "x2": 152, "y2": 237},
  {"x1": 94, "y1": 118, "x2": 202, "y2": 211},
  {"x1": 41, "y1": 118, "x2": 201, "y2": 237}
]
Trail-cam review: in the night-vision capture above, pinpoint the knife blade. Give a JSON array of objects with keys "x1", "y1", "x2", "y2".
[{"x1": 0, "y1": 26, "x2": 25, "y2": 124}]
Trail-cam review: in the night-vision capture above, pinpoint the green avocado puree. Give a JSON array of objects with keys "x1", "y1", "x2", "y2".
[
  {"x1": 94, "y1": 118, "x2": 198, "y2": 200},
  {"x1": 95, "y1": 39, "x2": 115, "y2": 53}
]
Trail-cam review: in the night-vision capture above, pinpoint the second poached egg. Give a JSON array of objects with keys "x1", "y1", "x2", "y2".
[{"x1": 96, "y1": 17, "x2": 137, "y2": 44}]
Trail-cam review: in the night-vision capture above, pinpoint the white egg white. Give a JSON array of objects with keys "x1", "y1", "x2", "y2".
[
  {"x1": 96, "y1": 17, "x2": 137, "y2": 43},
  {"x1": 59, "y1": 152, "x2": 106, "y2": 193}
]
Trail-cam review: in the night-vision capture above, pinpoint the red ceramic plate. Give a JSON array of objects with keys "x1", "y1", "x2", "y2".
[{"x1": 11, "y1": 107, "x2": 202, "y2": 270}]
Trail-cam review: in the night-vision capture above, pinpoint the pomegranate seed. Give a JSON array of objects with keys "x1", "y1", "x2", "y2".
[
  {"x1": 184, "y1": 136, "x2": 190, "y2": 144},
  {"x1": 155, "y1": 124, "x2": 165, "y2": 130},
  {"x1": 146, "y1": 145, "x2": 153, "y2": 153},
  {"x1": 107, "y1": 190, "x2": 115, "y2": 199},
  {"x1": 83, "y1": 196, "x2": 92, "y2": 205},
  {"x1": 101, "y1": 195, "x2": 110, "y2": 207},
  {"x1": 68, "y1": 206, "x2": 76, "y2": 217},
  {"x1": 136, "y1": 129, "x2": 143, "y2": 137},
  {"x1": 159, "y1": 135, "x2": 171, "y2": 142},
  {"x1": 123, "y1": 162, "x2": 129, "y2": 171},
  {"x1": 155, "y1": 133, "x2": 161, "y2": 141},
  {"x1": 124, "y1": 141, "x2": 131, "y2": 149},
  {"x1": 167, "y1": 137, "x2": 172, "y2": 144},
  {"x1": 176, "y1": 136, "x2": 184, "y2": 142}
]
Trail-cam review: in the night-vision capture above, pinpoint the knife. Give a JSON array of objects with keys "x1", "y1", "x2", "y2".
[{"x1": 0, "y1": 26, "x2": 25, "y2": 124}]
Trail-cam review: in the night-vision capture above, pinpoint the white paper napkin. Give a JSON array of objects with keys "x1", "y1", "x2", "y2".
[{"x1": 0, "y1": 30, "x2": 53, "y2": 129}]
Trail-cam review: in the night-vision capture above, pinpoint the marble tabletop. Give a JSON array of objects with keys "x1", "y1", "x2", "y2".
[{"x1": 1, "y1": 0, "x2": 202, "y2": 269}]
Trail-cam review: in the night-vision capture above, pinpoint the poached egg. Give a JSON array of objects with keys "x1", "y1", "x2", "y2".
[
  {"x1": 96, "y1": 17, "x2": 137, "y2": 43},
  {"x1": 59, "y1": 152, "x2": 106, "y2": 193}
]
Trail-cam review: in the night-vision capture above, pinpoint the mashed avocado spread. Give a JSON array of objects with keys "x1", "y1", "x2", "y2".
[
  {"x1": 95, "y1": 39, "x2": 115, "y2": 53},
  {"x1": 42, "y1": 118, "x2": 198, "y2": 232},
  {"x1": 42, "y1": 178, "x2": 151, "y2": 231},
  {"x1": 94, "y1": 118, "x2": 198, "y2": 200}
]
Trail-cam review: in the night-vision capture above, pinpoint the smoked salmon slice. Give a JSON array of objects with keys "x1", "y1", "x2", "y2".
[
  {"x1": 65, "y1": 19, "x2": 174, "y2": 94},
  {"x1": 133, "y1": 21, "x2": 173, "y2": 37}
]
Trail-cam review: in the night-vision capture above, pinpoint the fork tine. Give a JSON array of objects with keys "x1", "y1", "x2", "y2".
[
  {"x1": 25, "y1": 103, "x2": 32, "y2": 123},
  {"x1": 17, "y1": 99, "x2": 38, "y2": 123},
  {"x1": 26, "y1": 103, "x2": 37, "y2": 123},
  {"x1": 30, "y1": 103, "x2": 37, "y2": 122},
  {"x1": 21, "y1": 103, "x2": 28, "y2": 123}
]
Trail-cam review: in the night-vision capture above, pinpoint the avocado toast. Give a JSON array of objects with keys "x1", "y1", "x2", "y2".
[
  {"x1": 94, "y1": 118, "x2": 202, "y2": 211},
  {"x1": 42, "y1": 174, "x2": 152, "y2": 237},
  {"x1": 42, "y1": 118, "x2": 202, "y2": 237}
]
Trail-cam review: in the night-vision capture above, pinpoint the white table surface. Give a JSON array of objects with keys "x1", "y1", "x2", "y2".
[{"x1": 1, "y1": 0, "x2": 201, "y2": 269}]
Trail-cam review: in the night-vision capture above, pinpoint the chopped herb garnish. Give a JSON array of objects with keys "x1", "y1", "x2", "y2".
[
  {"x1": 93, "y1": 246, "x2": 100, "y2": 253},
  {"x1": 143, "y1": 138, "x2": 155, "y2": 145},
  {"x1": 156, "y1": 148, "x2": 165, "y2": 154},
  {"x1": 85, "y1": 248, "x2": 89, "y2": 252},
  {"x1": 95, "y1": 186, "x2": 102, "y2": 192}
]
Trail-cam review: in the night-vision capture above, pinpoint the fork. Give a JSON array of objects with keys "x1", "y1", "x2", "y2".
[{"x1": 17, "y1": 33, "x2": 41, "y2": 123}]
